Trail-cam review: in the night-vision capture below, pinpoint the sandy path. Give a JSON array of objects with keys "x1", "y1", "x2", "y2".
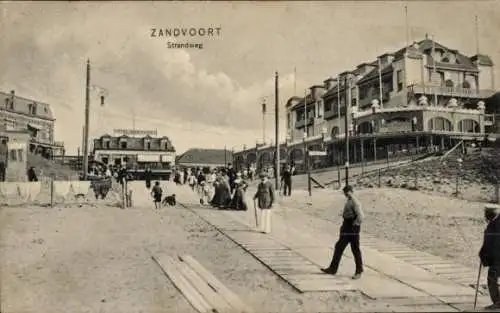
[
  {"x1": 0, "y1": 183, "x2": 386, "y2": 313},
  {"x1": 278, "y1": 187, "x2": 487, "y2": 269}
]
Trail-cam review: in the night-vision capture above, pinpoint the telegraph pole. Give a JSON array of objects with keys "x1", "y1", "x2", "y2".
[
  {"x1": 274, "y1": 71, "x2": 280, "y2": 189},
  {"x1": 82, "y1": 59, "x2": 91, "y2": 180},
  {"x1": 262, "y1": 99, "x2": 266, "y2": 145},
  {"x1": 344, "y1": 75, "x2": 351, "y2": 186}
]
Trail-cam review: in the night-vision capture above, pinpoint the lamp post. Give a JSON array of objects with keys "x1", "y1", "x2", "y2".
[
  {"x1": 455, "y1": 157, "x2": 463, "y2": 196},
  {"x1": 302, "y1": 132, "x2": 311, "y2": 196},
  {"x1": 285, "y1": 133, "x2": 291, "y2": 168},
  {"x1": 321, "y1": 125, "x2": 328, "y2": 168}
]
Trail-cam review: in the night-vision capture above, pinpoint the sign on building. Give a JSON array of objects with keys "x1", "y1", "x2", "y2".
[
  {"x1": 113, "y1": 129, "x2": 158, "y2": 137},
  {"x1": 161, "y1": 154, "x2": 175, "y2": 163},
  {"x1": 137, "y1": 154, "x2": 161, "y2": 162}
]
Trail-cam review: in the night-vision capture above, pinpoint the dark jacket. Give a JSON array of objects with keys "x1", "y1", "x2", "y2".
[
  {"x1": 281, "y1": 170, "x2": 292, "y2": 183},
  {"x1": 253, "y1": 180, "x2": 275, "y2": 209},
  {"x1": 479, "y1": 215, "x2": 500, "y2": 267}
]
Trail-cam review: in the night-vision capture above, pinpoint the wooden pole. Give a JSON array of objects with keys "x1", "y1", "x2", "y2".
[
  {"x1": 344, "y1": 75, "x2": 351, "y2": 186},
  {"x1": 275, "y1": 71, "x2": 280, "y2": 190},
  {"x1": 50, "y1": 174, "x2": 54, "y2": 207},
  {"x1": 82, "y1": 60, "x2": 90, "y2": 180}
]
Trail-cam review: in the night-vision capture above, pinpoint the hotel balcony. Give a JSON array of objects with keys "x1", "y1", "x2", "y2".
[
  {"x1": 408, "y1": 84, "x2": 495, "y2": 99},
  {"x1": 295, "y1": 116, "x2": 314, "y2": 129},
  {"x1": 358, "y1": 92, "x2": 391, "y2": 109}
]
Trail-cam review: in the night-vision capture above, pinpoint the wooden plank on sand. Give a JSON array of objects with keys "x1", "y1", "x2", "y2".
[
  {"x1": 180, "y1": 254, "x2": 254, "y2": 313},
  {"x1": 176, "y1": 258, "x2": 233, "y2": 313},
  {"x1": 152, "y1": 255, "x2": 212, "y2": 313}
]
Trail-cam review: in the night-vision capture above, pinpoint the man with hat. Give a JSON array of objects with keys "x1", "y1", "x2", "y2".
[
  {"x1": 253, "y1": 171, "x2": 275, "y2": 234},
  {"x1": 281, "y1": 164, "x2": 293, "y2": 197},
  {"x1": 479, "y1": 204, "x2": 500, "y2": 310},
  {"x1": 321, "y1": 185, "x2": 364, "y2": 280}
]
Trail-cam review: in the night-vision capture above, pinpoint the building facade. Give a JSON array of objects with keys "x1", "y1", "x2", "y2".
[
  {"x1": 233, "y1": 37, "x2": 498, "y2": 173},
  {"x1": 92, "y1": 134, "x2": 176, "y2": 172},
  {"x1": 0, "y1": 90, "x2": 64, "y2": 158},
  {"x1": 0, "y1": 129, "x2": 30, "y2": 181}
]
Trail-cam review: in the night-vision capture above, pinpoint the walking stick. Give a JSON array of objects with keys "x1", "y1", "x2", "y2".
[{"x1": 473, "y1": 263, "x2": 482, "y2": 310}]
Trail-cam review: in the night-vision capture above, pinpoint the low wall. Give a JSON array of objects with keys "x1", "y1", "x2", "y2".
[{"x1": 0, "y1": 180, "x2": 123, "y2": 207}]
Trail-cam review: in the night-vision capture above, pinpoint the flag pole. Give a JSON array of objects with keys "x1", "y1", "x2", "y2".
[
  {"x1": 475, "y1": 15, "x2": 480, "y2": 55},
  {"x1": 404, "y1": 4, "x2": 410, "y2": 105},
  {"x1": 432, "y1": 35, "x2": 438, "y2": 106},
  {"x1": 294, "y1": 67, "x2": 297, "y2": 96}
]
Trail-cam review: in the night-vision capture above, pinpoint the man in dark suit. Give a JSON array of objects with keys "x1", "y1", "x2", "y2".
[
  {"x1": 281, "y1": 164, "x2": 292, "y2": 196},
  {"x1": 322, "y1": 185, "x2": 364, "y2": 280},
  {"x1": 479, "y1": 204, "x2": 500, "y2": 310}
]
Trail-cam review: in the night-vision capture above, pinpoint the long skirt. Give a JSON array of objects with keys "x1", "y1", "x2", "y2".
[
  {"x1": 210, "y1": 185, "x2": 231, "y2": 208},
  {"x1": 230, "y1": 189, "x2": 248, "y2": 211}
]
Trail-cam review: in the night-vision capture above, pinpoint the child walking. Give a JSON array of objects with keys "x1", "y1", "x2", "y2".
[{"x1": 151, "y1": 181, "x2": 163, "y2": 209}]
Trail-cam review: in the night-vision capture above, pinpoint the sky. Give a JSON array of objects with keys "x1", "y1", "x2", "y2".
[{"x1": 1, "y1": 1, "x2": 499, "y2": 155}]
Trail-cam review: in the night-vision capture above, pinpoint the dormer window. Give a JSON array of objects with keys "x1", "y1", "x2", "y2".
[
  {"x1": 119, "y1": 137, "x2": 128, "y2": 149},
  {"x1": 28, "y1": 103, "x2": 37, "y2": 115}
]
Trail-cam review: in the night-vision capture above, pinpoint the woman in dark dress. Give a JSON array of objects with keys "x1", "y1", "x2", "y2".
[
  {"x1": 230, "y1": 174, "x2": 248, "y2": 211},
  {"x1": 144, "y1": 168, "x2": 153, "y2": 189},
  {"x1": 210, "y1": 173, "x2": 232, "y2": 209}
]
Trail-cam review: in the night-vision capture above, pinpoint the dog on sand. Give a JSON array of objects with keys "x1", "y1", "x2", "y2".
[{"x1": 162, "y1": 194, "x2": 176, "y2": 206}]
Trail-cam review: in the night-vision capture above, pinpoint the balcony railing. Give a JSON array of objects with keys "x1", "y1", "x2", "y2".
[
  {"x1": 408, "y1": 84, "x2": 495, "y2": 98},
  {"x1": 358, "y1": 92, "x2": 391, "y2": 108},
  {"x1": 294, "y1": 117, "x2": 314, "y2": 129}
]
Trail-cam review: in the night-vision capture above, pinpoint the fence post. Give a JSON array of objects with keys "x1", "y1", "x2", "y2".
[
  {"x1": 378, "y1": 169, "x2": 381, "y2": 188},
  {"x1": 496, "y1": 183, "x2": 500, "y2": 204},
  {"x1": 414, "y1": 169, "x2": 418, "y2": 189},
  {"x1": 50, "y1": 174, "x2": 54, "y2": 207},
  {"x1": 337, "y1": 166, "x2": 341, "y2": 189},
  {"x1": 121, "y1": 182, "x2": 126, "y2": 209},
  {"x1": 128, "y1": 189, "x2": 133, "y2": 207}
]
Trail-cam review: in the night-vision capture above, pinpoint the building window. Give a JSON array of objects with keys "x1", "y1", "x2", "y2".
[
  {"x1": 29, "y1": 103, "x2": 37, "y2": 115},
  {"x1": 147, "y1": 142, "x2": 151, "y2": 150},
  {"x1": 317, "y1": 100, "x2": 324, "y2": 117},
  {"x1": 445, "y1": 79, "x2": 454, "y2": 88},
  {"x1": 324, "y1": 100, "x2": 332, "y2": 112},
  {"x1": 10, "y1": 150, "x2": 17, "y2": 161},
  {"x1": 105, "y1": 141, "x2": 110, "y2": 149},
  {"x1": 396, "y1": 70, "x2": 404, "y2": 91},
  {"x1": 17, "y1": 149, "x2": 23, "y2": 162},
  {"x1": 120, "y1": 141, "x2": 127, "y2": 149},
  {"x1": 462, "y1": 80, "x2": 471, "y2": 89}
]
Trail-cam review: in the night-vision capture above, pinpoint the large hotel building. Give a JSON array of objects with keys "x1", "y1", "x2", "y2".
[
  {"x1": 233, "y1": 37, "x2": 498, "y2": 173},
  {"x1": 0, "y1": 90, "x2": 64, "y2": 158}
]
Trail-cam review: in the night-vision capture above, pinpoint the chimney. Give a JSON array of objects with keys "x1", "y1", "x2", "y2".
[
  {"x1": 323, "y1": 78, "x2": 337, "y2": 90},
  {"x1": 309, "y1": 85, "x2": 326, "y2": 101}
]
